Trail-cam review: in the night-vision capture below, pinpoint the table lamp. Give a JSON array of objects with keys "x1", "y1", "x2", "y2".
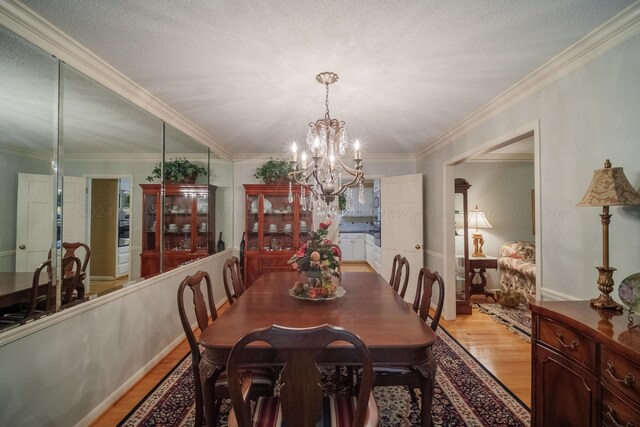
[
  {"x1": 468, "y1": 204, "x2": 493, "y2": 257},
  {"x1": 577, "y1": 159, "x2": 640, "y2": 311}
]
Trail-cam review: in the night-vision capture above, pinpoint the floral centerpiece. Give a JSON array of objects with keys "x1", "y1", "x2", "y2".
[{"x1": 288, "y1": 220, "x2": 341, "y2": 298}]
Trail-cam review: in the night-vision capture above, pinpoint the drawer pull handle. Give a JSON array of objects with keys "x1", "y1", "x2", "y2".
[
  {"x1": 606, "y1": 361, "x2": 635, "y2": 387},
  {"x1": 606, "y1": 404, "x2": 635, "y2": 427},
  {"x1": 555, "y1": 331, "x2": 579, "y2": 350}
]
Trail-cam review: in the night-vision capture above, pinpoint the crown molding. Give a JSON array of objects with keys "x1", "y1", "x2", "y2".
[
  {"x1": 64, "y1": 152, "x2": 209, "y2": 161},
  {"x1": 232, "y1": 152, "x2": 415, "y2": 163},
  {"x1": 0, "y1": 143, "x2": 52, "y2": 161},
  {"x1": 0, "y1": 0, "x2": 234, "y2": 161},
  {"x1": 415, "y1": 2, "x2": 640, "y2": 160},
  {"x1": 467, "y1": 153, "x2": 534, "y2": 163}
]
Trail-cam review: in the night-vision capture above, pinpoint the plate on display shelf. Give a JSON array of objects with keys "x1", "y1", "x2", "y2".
[
  {"x1": 289, "y1": 285, "x2": 346, "y2": 301},
  {"x1": 250, "y1": 198, "x2": 272, "y2": 213}
]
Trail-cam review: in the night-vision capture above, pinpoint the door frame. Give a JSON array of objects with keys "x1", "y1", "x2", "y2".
[
  {"x1": 85, "y1": 174, "x2": 134, "y2": 282},
  {"x1": 441, "y1": 121, "x2": 541, "y2": 320}
]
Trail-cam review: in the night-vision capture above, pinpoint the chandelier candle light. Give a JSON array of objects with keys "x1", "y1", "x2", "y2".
[
  {"x1": 288, "y1": 72, "x2": 364, "y2": 217},
  {"x1": 468, "y1": 205, "x2": 493, "y2": 257},
  {"x1": 577, "y1": 159, "x2": 640, "y2": 311}
]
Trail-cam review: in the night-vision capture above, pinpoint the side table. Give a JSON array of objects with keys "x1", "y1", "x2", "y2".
[{"x1": 468, "y1": 255, "x2": 498, "y2": 299}]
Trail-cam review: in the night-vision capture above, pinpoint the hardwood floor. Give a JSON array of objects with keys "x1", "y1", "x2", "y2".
[{"x1": 91, "y1": 262, "x2": 531, "y2": 425}]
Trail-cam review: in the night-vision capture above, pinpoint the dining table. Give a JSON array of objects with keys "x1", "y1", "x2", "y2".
[
  {"x1": 198, "y1": 271, "x2": 438, "y2": 426},
  {"x1": 0, "y1": 271, "x2": 49, "y2": 309}
]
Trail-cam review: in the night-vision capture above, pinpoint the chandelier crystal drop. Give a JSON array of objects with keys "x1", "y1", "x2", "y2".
[{"x1": 288, "y1": 72, "x2": 364, "y2": 216}]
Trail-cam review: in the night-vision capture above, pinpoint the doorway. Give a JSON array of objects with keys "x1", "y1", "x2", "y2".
[
  {"x1": 442, "y1": 122, "x2": 542, "y2": 320},
  {"x1": 88, "y1": 176, "x2": 131, "y2": 296}
]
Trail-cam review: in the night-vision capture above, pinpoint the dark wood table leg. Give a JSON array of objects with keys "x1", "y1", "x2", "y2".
[{"x1": 414, "y1": 349, "x2": 436, "y2": 427}]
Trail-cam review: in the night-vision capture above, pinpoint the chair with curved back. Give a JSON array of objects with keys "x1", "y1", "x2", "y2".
[
  {"x1": 61, "y1": 242, "x2": 90, "y2": 300},
  {"x1": 222, "y1": 256, "x2": 245, "y2": 304},
  {"x1": 374, "y1": 267, "x2": 445, "y2": 427},
  {"x1": 58, "y1": 256, "x2": 83, "y2": 309},
  {"x1": 389, "y1": 255, "x2": 410, "y2": 298},
  {"x1": 227, "y1": 324, "x2": 380, "y2": 427},
  {"x1": 1, "y1": 260, "x2": 55, "y2": 325},
  {"x1": 178, "y1": 271, "x2": 273, "y2": 426}
]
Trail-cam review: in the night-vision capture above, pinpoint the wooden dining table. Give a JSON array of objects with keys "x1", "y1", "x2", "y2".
[
  {"x1": 198, "y1": 271, "x2": 438, "y2": 426},
  {"x1": 0, "y1": 271, "x2": 49, "y2": 309}
]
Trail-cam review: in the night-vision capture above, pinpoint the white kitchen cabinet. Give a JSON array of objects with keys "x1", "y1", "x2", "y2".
[
  {"x1": 365, "y1": 234, "x2": 374, "y2": 267},
  {"x1": 338, "y1": 233, "x2": 365, "y2": 261},
  {"x1": 342, "y1": 187, "x2": 373, "y2": 217}
]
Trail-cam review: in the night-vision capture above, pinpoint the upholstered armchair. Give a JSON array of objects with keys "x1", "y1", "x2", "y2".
[{"x1": 497, "y1": 241, "x2": 536, "y2": 303}]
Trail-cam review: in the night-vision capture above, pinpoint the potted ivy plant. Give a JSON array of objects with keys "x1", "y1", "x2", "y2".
[
  {"x1": 146, "y1": 157, "x2": 207, "y2": 183},
  {"x1": 254, "y1": 158, "x2": 293, "y2": 184}
]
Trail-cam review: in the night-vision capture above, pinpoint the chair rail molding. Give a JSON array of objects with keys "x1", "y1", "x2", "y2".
[{"x1": 414, "y1": 2, "x2": 640, "y2": 160}]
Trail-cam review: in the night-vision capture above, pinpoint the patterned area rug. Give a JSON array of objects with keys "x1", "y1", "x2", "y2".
[
  {"x1": 475, "y1": 303, "x2": 532, "y2": 341},
  {"x1": 119, "y1": 327, "x2": 530, "y2": 426}
]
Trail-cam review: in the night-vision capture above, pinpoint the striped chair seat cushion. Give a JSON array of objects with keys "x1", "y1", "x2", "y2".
[
  {"x1": 215, "y1": 367, "x2": 274, "y2": 387},
  {"x1": 252, "y1": 395, "x2": 358, "y2": 426},
  {"x1": 373, "y1": 366, "x2": 412, "y2": 375}
]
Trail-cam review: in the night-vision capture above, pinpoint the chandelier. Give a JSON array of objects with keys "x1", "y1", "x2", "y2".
[{"x1": 288, "y1": 72, "x2": 364, "y2": 216}]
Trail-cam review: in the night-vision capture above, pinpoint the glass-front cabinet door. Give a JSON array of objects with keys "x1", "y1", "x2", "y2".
[{"x1": 261, "y1": 192, "x2": 294, "y2": 252}]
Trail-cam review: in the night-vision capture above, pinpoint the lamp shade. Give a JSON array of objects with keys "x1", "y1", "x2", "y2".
[
  {"x1": 468, "y1": 205, "x2": 493, "y2": 230},
  {"x1": 577, "y1": 159, "x2": 640, "y2": 207}
]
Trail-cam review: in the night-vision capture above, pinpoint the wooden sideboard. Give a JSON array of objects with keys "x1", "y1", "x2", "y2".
[{"x1": 530, "y1": 301, "x2": 640, "y2": 427}]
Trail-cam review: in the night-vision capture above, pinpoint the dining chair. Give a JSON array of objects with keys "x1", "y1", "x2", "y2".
[
  {"x1": 389, "y1": 255, "x2": 410, "y2": 298},
  {"x1": 177, "y1": 271, "x2": 273, "y2": 426},
  {"x1": 227, "y1": 324, "x2": 380, "y2": 427},
  {"x1": 374, "y1": 267, "x2": 445, "y2": 427},
  {"x1": 222, "y1": 256, "x2": 245, "y2": 304},
  {"x1": 60, "y1": 242, "x2": 90, "y2": 300},
  {"x1": 58, "y1": 256, "x2": 83, "y2": 309},
  {"x1": 1, "y1": 260, "x2": 54, "y2": 325}
]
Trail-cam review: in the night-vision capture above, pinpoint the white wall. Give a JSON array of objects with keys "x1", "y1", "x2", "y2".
[
  {"x1": 0, "y1": 251, "x2": 231, "y2": 427},
  {"x1": 454, "y1": 161, "x2": 535, "y2": 289},
  {"x1": 418, "y1": 33, "x2": 640, "y2": 303}
]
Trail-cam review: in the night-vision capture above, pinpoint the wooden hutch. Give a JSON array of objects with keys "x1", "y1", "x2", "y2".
[
  {"x1": 140, "y1": 183, "x2": 216, "y2": 278},
  {"x1": 243, "y1": 183, "x2": 313, "y2": 288}
]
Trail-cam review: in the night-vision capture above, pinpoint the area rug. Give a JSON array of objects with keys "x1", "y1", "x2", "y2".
[
  {"x1": 119, "y1": 327, "x2": 530, "y2": 426},
  {"x1": 475, "y1": 303, "x2": 532, "y2": 341}
]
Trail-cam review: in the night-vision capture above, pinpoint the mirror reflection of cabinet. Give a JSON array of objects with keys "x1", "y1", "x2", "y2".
[{"x1": 455, "y1": 178, "x2": 472, "y2": 315}]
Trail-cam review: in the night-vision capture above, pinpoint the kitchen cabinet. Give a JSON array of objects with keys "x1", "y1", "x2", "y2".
[
  {"x1": 342, "y1": 187, "x2": 373, "y2": 217},
  {"x1": 140, "y1": 184, "x2": 216, "y2": 278},
  {"x1": 531, "y1": 301, "x2": 640, "y2": 427},
  {"x1": 339, "y1": 233, "x2": 365, "y2": 261},
  {"x1": 365, "y1": 234, "x2": 374, "y2": 267},
  {"x1": 243, "y1": 183, "x2": 313, "y2": 288}
]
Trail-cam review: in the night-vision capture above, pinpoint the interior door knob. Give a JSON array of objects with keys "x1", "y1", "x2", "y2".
[
  {"x1": 19, "y1": 244, "x2": 26, "y2": 250},
  {"x1": 415, "y1": 244, "x2": 421, "y2": 250}
]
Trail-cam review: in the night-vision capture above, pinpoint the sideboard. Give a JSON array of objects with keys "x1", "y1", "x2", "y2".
[{"x1": 530, "y1": 301, "x2": 640, "y2": 427}]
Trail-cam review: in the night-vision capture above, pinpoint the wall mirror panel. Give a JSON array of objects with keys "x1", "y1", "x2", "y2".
[
  {"x1": 60, "y1": 63, "x2": 163, "y2": 295},
  {"x1": 0, "y1": 22, "x2": 234, "y2": 335},
  {"x1": 0, "y1": 25, "x2": 58, "y2": 322}
]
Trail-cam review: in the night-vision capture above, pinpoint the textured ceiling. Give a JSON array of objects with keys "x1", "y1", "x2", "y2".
[{"x1": 20, "y1": 0, "x2": 634, "y2": 157}]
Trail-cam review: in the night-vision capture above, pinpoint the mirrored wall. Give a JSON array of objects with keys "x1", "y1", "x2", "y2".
[{"x1": 0, "y1": 23, "x2": 233, "y2": 331}]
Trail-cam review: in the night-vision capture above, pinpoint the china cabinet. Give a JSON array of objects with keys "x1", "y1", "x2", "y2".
[
  {"x1": 140, "y1": 184, "x2": 216, "y2": 277},
  {"x1": 455, "y1": 178, "x2": 472, "y2": 314},
  {"x1": 243, "y1": 183, "x2": 313, "y2": 288}
]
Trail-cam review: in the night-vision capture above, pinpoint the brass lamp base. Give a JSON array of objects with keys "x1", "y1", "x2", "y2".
[
  {"x1": 589, "y1": 266, "x2": 624, "y2": 312},
  {"x1": 471, "y1": 232, "x2": 486, "y2": 257}
]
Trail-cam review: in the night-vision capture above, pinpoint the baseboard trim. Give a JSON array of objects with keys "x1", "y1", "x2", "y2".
[{"x1": 540, "y1": 287, "x2": 581, "y2": 301}]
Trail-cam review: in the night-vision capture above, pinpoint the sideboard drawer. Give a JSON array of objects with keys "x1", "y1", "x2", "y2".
[
  {"x1": 602, "y1": 385, "x2": 640, "y2": 427},
  {"x1": 538, "y1": 317, "x2": 596, "y2": 372},
  {"x1": 602, "y1": 346, "x2": 640, "y2": 404}
]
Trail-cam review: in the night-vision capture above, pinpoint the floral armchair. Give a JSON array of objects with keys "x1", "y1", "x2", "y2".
[{"x1": 497, "y1": 241, "x2": 536, "y2": 303}]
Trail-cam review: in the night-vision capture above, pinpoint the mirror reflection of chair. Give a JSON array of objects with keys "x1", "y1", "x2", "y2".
[
  {"x1": 227, "y1": 324, "x2": 380, "y2": 427},
  {"x1": 1, "y1": 260, "x2": 54, "y2": 326},
  {"x1": 374, "y1": 267, "x2": 445, "y2": 427},
  {"x1": 58, "y1": 256, "x2": 83, "y2": 309},
  {"x1": 389, "y1": 254, "x2": 410, "y2": 298},
  {"x1": 48, "y1": 242, "x2": 90, "y2": 300},
  {"x1": 222, "y1": 256, "x2": 245, "y2": 305},
  {"x1": 177, "y1": 271, "x2": 273, "y2": 426}
]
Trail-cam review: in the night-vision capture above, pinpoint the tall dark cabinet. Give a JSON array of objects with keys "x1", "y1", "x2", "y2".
[
  {"x1": 140, "y1": 183, "x2": 216, "y2": 278},
  {"x1": 455, "y1": 178, "x2": 472, "y2": 314}
]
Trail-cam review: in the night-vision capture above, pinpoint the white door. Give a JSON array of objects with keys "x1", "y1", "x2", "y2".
[
  {"x1": 16, "y1": 173, "x2": 54, "y2": 271},
  {"x1": 62, "y1": 176, "x2": 87, "y2": 244},
  {"x1": 381, "y1": 173, "x2": 424, "y2": 303}
]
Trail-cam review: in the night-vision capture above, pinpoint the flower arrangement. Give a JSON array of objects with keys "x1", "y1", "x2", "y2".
[{"x1": 288, "y1": 220, "x2": 341, "y2": 297}]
